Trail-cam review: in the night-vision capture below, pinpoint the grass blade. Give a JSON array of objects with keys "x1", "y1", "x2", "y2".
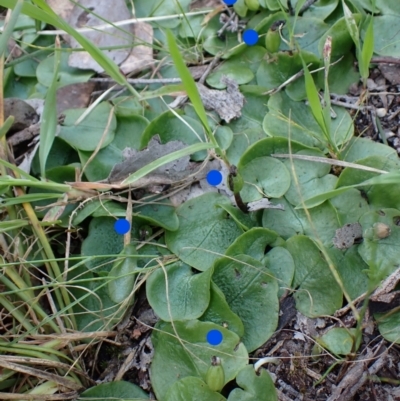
[
  {"x1": 121, "y1": 142, "x2": 214, "y2": 186},
  {"x1": 166, "y1": 30, "x2": 212, "y2": 136},
  {"x1": 300, "y1": 57, "x2": 329, "y2": 140},
  {"x1": 39, "y1": 36, "x2": 60, "y2": 178},
  {"x1": 0, "y1": 0, "x2": 23, "y2": 57},
  {"x1": 360, "y1": 14, "x2": 374, "y2": 82},
  {"x1": 342, "y1": 0, "x2": 361, "y2": 49}
]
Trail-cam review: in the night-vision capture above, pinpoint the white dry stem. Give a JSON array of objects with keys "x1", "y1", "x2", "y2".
[
  {"x1": 34, "y1": 10, "x2": 213, "y2": 35},
  {"x1": 272, "y1": 153, "x2": 388, "y2": 174}
]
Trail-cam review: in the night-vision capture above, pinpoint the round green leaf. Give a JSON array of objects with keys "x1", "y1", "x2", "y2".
[
  {"x1": 327, "y1": 247, "x2": 369, "y2": 301},
  {"x1": 340, "y1": 137, "x2": 398, "y2": 163},
  {"x1": 238, "y1": 137, "x2": 311, "y2": 167},
  {"x1": 265, "y1": 247, "x2": 295, "y2": 298},
  {"x1": 282, "y1": 150, "x2": 337, "y2": 207},
  {"x1": 80, "y1": 381, "x2": 149, "y2": 400},
  {"x1": 216, "y1": 203, "x2": 257, "y2": 231},
  {"x1": 358, "y1": 209, "x2": 400, "y2": 281},
  {"x1": 165, "y1": 193, "x2": 243, "y2": 271},
  {"x1": 79, "y1": 143, "x2": 123, "y2": 182},
  {"x1": 226, "y1": 129, "x2": 267, "y2": 166},
  {"x1": 151, "y1": 320, "x2": 248, "y2": 399},
  {"x1": 227, "y1": 92, "x2": 269, "y2": 133},
  {"x1": 200, "y1": 282, "x2": 245, "y2": 338},
  {"x1": 114, "y1": 115, "x2": 149, "y2": 151},
  {"x1": 58, "y1": 102, "x2": 116, "y2": 151},
  {"x1": 203, "y1": 32, "x2": 243, "y2": 58},
  {"x1": 318, "y1": 328, "x2": 360, "y2": 356},
  {"x1": 239, "y1": 156, "x2": 291, "y2": 202},
  {"x1": 108, "y1": 245, "x2": 138, "y2": 304},
  {"x1": 303, "y1": 0, "x2": 339, "y2": 20},
  {"x1": 263, "y1": 91, "x2": 354, "y2": 148},
  {"x1": 337, "y1": 156, "x2": 400, "y2": 210},
  {"x1": 376, "y1": 310, "x2": 400, "y2": 344},
  {"x1": 286, "y1": 236, "x2": 343, "y2": 317},
  {"x1": 215, "y1": 125, "x2": 234, "y2": 151},
  {"x1": 165, "y1": 376, "x2": 226, "y2": 401},
  {"x1": 372, "y1": 15, "x2": 400, "y2": 57},
  {"x1": 207, "y1": 64, "x2": 254, "y2": 89},
  {"x1": 133, "y1": 198, "x2": 179, "y2": 231},
  {"x1": 213, "y1": 255, "x2": 279, "y2": 352},
  {"x1": 228, "y1": 365, "x2": 277, "y2": 401},
  {"x1": 140, "y1": 111, "x2": 206, "y2": 161},
  {"x1": 317, "y1": 16, "x2": 357, "y2": 58},
  {"x1": 330, "y1": 188, "x2": 370, "y2": 226},
  {"x1": 81, "y1": 217, "x2": 139, "y2": 272},
  {"x1": 256, "y1": 50, "x2": 320, "y2": 101},
  {"x1": 263, "y1": 197, "x2": 340, "y2": 245},
  {"x1": 37, "y1": 52, "x2": 93, "y2": 88},
  {"x1": 225, "y1": 227, "x2": 279, "y2": 261},
  {"x1": 147, "y1": 262, "x2": 212, "y2": 321},
  {"x1": 282, "y1": 17, "x2": 329, "y2": 56}
]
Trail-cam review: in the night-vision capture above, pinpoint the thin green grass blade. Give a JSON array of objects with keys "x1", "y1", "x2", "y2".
[
  {"x1": 0, "y1": 158, "x2": 39, "y2": 180},
  {"x1": 322, "y1": 37, "x2": 333, "y2": 150},
  {"x1": 1, "y1": 193, "x2": 61, "y2": 206},
  {"x1": 39, "y1": 37, "x2": 60, "y2": 178},
  {"x1": 121, "y1": 142, "x2": 214, "y2": 186},
  {"x1": 360, "y1": 14, "x2": 374, "y2": 81},
  {"x1": 342, "y1": 0, "x2": 361, "y2": 49},
  {"x1": 0, "y1": 176, "x2": 70, "y2": 192},
  {"x1": 301, "y1": 171, "x2": 400, "y2": 208},
  {"x1": 0, "y1": 220, "x2": 29, "y2": 233},
  {"x1": 0, "y1": 0, "x2": 23, "y2": 57},
  {"x1": 166, "y1": 29, "x2": 211, "y2": 136},
  {"x1": 0, "y1": 116, "x2": 14, "y2": 140},
  {"x1": 299, "y1": 186, "x2": 358, "y2": 208},
  {"x1": 300, "y1": 57, "x2": 329, "y2": 140}
]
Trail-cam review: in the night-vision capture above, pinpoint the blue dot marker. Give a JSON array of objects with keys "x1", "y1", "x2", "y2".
[
  {"x1": 223, "y1": 0, "x2": 237, "y2": 5},
  {"x1": 243, "y1": 29, "x2": 259, "y2": 46},
  {"x1": 207, "y1": 329, "x2": 223, "y2": 346},
  {"x1": 114, "y1": 219, "x2": 130, "y2": 235},
  {"x1": 206, "y1": 170, "x2": 223, "y2": 186}
]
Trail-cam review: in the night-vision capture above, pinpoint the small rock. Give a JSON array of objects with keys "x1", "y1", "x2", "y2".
[
  {"x1": 376, "y1": 107, "x2": 387, "y2": 118},
  {"x1": 367, "y1": 78, "x2": 378, "y2": 90}
]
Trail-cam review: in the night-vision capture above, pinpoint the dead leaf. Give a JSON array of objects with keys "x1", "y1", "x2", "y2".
[
  {"x1": 119, "y1": 22, "x2": 154, "y2": 75},
  {"x1": 333, "y1": 222, "x2": 363, "y2": 250},
  {"x1": 56, "y1": 82, "x2": 95, "y2": 114},
  {"x1": 64, "y1": 0, "x2": 133, "y2": 72},
  {"x1": 106, "y1": 135, "x2": 190, "y2": 185},
  {"x1": 197, "y1": 76, "x2": 245, "y2": 123}
]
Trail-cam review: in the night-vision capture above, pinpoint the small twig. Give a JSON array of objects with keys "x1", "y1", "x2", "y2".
[
  {"x1": 217, "y1": 8, "x2": 236, "y2": 37},
  {"x1": 370, "y1": 56, "x2": 400, "y2": 65},
  {"x1": 387, "y1": 106, "x2": 400, "y2": 121},
  {"x1": 90, "y1": 77, "x2": 182, "y2": 85},
  {"x1": 370, "y1": 107, "x2": 379, "y2": 136},
  {"x1": 330, "y1": 98, "x2": 373, "y2": 111},
  {"x1": 199, "y1": 52, "x2": 222, "y2": 85}
]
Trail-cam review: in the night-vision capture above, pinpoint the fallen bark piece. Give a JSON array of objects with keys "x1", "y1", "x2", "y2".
[{"x1": 197, "y1": 76, "x2": 245, "y2": 123}]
